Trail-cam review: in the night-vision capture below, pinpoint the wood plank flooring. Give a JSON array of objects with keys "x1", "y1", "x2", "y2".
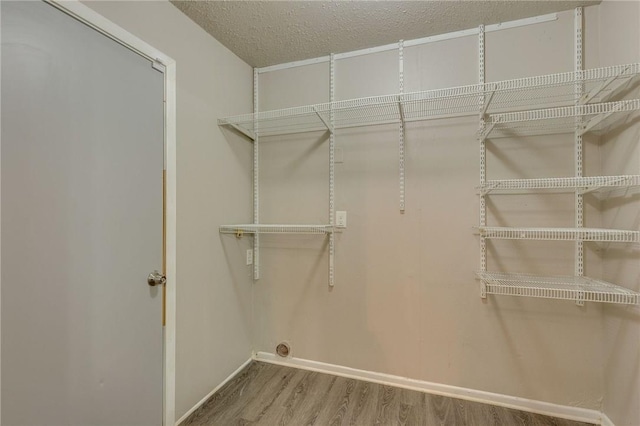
[{"x1": 180, "y1": 361, "x2": 596, "y2": 426}]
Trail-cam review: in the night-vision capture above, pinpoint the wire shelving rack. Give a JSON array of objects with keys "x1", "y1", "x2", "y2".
[
  {"x1": 218, "y1": 63, "x2": 640, "y2": 139},
  {"x1": 475, "y1": 10, "x2": 639, "y2": 305},
  {"x1": 477, "y1": 272, "x2": 640, "y2": 305},
  {"x1": 218, "y1": 26, "x2": 639, "y2": 298}
]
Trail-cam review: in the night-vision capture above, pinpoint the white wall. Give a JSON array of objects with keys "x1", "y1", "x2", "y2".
[
  {"x1": 596, "y1": 2, "x2": 640, "y2": 425},
  {"x1": 253, "y1": 8, "x2": 608, "y2": 410},
  {"x1": 82, "y1": 1, "x2": 254, "y2": 421}
]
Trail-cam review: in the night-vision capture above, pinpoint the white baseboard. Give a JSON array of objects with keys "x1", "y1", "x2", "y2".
[
  {"x1": 254, "y1": 352, "x2": 603, "y2": 425},
  {"x1": 175, "y1": 357, "x2": 252, "y2": 426},
  {"x1": 600, "y1": 413, "x2": 616, "y2": 426}
]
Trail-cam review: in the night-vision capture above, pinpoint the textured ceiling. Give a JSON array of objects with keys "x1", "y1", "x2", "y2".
[{"x1": 171, "y1": 1, "x2": 599, "y2": 68}]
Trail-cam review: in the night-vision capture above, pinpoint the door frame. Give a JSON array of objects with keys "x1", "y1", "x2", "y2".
[{"x1": 0, "y1": 1, "x2": 178, "y2": 424}]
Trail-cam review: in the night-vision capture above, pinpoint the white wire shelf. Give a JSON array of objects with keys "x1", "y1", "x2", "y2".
[
  {"x1": 219, "y1": 63, "x2": 640, "y2": 139},
  {"x1": 482, "y1": 99, "x2": 640, "y2": 139},
  {"x1": 219, "y1": 224, "x2": 334, "y2": 235},
  {"x1": 477, "y1": 272, "x2": 640, "y2": 305},
  {"x1": 479, "y1": 227, "x2": 639, "y2": 242},
  {"x1": 483, "y1": 63, "x2": 640, "y2": 113},
  {"x1": 480, "y1": 175, "x2": 640, "y2": 194}
]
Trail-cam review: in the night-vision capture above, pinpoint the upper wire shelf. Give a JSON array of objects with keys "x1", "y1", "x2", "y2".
[
  {"x1": 481, "y1": 99, "x2": 640, "y2": 139},
  {"x1": 218, "y1": 63, "x2": 640, "y2": 139},
  {"x1": 477, "y1": 272, "x2": 640, "y2": 305},
  {"x1": 479, "y1": 227, "x2": 640, "y2": 242},
  {"x1": 219, "y1": 224, "x2": 334, "y2": 235},
  {"x1": 480, "y1": 175, "x2": 640, "y2": 194}
]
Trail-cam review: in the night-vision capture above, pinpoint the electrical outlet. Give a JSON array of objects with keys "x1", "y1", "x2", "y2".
[
  {"x1": 336, "y1": 211, "x2": 347, "y2": 228},
  {"x1": 246, "y1": 249, "x2": 253, "y2": 265}
]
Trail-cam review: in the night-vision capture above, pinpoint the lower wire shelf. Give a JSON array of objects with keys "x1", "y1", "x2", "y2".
[
  {"x1": 479, "y1": 175, "x2": 640, "y2": 194},
  {"x1": 219, "y1": 224, "x2": 334, "y2": 235},
  {"x1": 479, "y1": 226, "x2": 640, "y2": 242},
  {"x1": 477, "y1": 271, "x2": 640, "y2": 304}
]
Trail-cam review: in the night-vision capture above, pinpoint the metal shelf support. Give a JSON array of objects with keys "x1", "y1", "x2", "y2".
[
  {"x1": 574, "y1": 7, "x2": 584, "y2": 305},
  {"x1": 580, "y1": 103, "x2": 622, "y2": 135},
  {"x1": 478, "y1": 24, "x2": 487, "y2": 298},
  {"x1": 481, "y1": 89, "x2": 496, "y2": 117},
  {"x1": 581, "y1": 65, "x2": 632, "y2": 104},
  {"x1": 227, "y1": 122, "x2": 256, "y2": 141},
  {"x1": 313, "y1": 106, "x2": 333, "y2": 133},
  {"x1": 399, "y1": 40, "x2": 406, "y2": 213},
  {"x1": 253, "y1": 68, "x2": 260, "y2": 280},
  {"x1": 329, "y1": 54, "x2": 336, "y2": 287}
]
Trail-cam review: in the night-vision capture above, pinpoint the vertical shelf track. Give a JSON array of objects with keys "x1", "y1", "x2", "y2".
[
  {"x1": 478, "y1": 25, "x2": 487, "y2": 298},
  {"x1": 399, "y1": 40, "x2": 406, "y2": 213},
  {"x1": 329, "y1": 54, "x2": 336, "y2": 287},
  {"x1": 574, "y1": 8, "x2": 585, "y2": 305},
  {"x1": 253, "y1": 68, "x2": 260, "y2": 280}
]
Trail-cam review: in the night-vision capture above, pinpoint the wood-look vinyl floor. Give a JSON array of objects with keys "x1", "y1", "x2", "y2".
[{"x1": 181, "y1": 361, "x2": 596, "y2": 426}]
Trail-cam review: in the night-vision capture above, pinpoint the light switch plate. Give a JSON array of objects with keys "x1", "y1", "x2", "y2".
[
  {"x1": 336, "y1": 211, "x2": 347, "y2": 228},
  {"x1": 246, "y1": 249, "x2": 253, "y2": 265}
]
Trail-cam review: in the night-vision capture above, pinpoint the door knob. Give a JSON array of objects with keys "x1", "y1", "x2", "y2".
[{"x1": 147, "y1": 270, "x2": 166, "y2": 287}]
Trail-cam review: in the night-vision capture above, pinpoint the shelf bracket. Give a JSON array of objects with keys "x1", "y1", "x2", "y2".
[
  {"x1": 479, "y1": 181, "x2": 499, "y2": 196},
  {"x1": 227, "y1": 122, "x2": 256, "y2": 141},
  {"x1": 576, "y1": 186, "x2": 597, "y2": 195},
  {"x1": 480, "y1": 122, "x2": 495, "y2": 141},
  {"x1": 313, "y1": 107, "x2": 334, "y2": 133},
  {"x1": 580, "y1": 65, "x2": 631, "y2": 104},
  {"x1": 481, "y1": 89, "x2": 496, "y2": 117},
  {"x1": 578, "y1": 177, "x2": 629, "y2": 195},
  {"x1": 598, "y1": 75, "x2": 638, "y2": 103},
  {"x1": 579, "y1": 104, "x2": 621, "y2": 136}
]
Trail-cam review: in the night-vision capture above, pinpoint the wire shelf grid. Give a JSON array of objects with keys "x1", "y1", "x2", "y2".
[
  {"x1": 477, "y1": 271, "x2": 640, "y2": 304},
  {"x1": 479, "y1": 227, "x2": 639, "y2": 242},
  {"x1": 483, "y1": 99, "x2": 640, "y2": 138},
  {"x1": 218, "y1": 63, "x2": 640, "y2": 138},
  {"x1": 219, "y1": 224, "x2": 334, "y2": 235},
  {"x1": 485, "y1": 63, "x2": 640, "y2": 112},
  {"x1": 480, "y1": 175, "x2": 640, "y2": 193}
]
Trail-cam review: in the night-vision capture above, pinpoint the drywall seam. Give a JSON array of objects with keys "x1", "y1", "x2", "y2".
[
  {"x1": 174, "y1": 358, "x2": 253, "y2": 426},
  {"x1": 254, "y1": 352, "x2": 603, "y2": 424}
]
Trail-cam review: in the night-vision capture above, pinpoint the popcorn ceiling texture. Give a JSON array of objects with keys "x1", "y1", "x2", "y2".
[{"x1": 170, "y1": 0, "x2": 598, "y2": 68}]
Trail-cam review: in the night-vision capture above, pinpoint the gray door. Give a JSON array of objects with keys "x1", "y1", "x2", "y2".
[{"x1": 1, "y1": 1, "x2": 164, "y2": 425}]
